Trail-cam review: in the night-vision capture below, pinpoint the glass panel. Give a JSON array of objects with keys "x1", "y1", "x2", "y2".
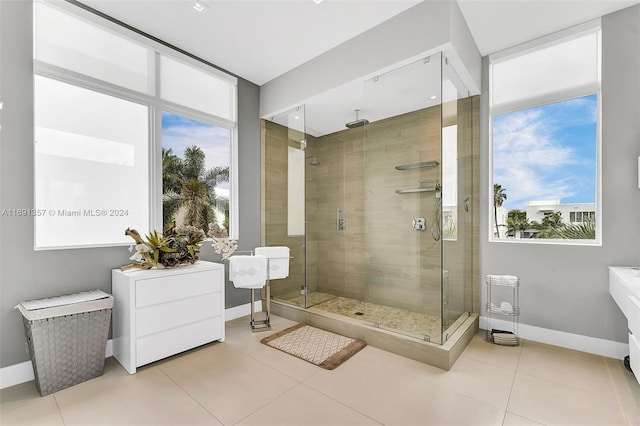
[
  {"x1": 264, "y1": 106, "x2": 308, "y2": 307},
  {"x1": 160, "y1": 55, "x2": 234, "y2": 120},
  {"x1": 161, "y1": 112, "x2": 231, "y2": 236},
  {"x1": 492, "y1": 32, "x2": 599, "y2": 108},
  {"x1": 34, "y1": 76, "x2": 149, "y2": 249},
  {"x1": 362, "y1": 54, "x2": 444, "y2": 342},
  {"x1": 441, "y1": 57, "x2": 473, "y2": 342},
  {"x1": 304, "y1": 126, "x2": 348, "y2": 309},
  {"x1": 34, "y1": 2, "x2": 151, "y2": 93}
]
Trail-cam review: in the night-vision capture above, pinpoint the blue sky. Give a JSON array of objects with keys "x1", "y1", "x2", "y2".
[
  {"x1": 492, "y1": 94, "x2": 597, "y2": 210},
  {"x1": 162, "y1": 112, "x2": 231, "y2": 192}
]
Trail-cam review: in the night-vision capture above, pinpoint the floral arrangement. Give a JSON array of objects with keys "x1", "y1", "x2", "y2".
[
  {"x1": 207, "y1": 223, "x2": 237, "y2": 262},
  {"x1": 121, "y1": 225, "x2": 205, "y2": 271}
]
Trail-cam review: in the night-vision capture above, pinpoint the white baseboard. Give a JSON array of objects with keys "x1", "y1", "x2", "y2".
[
  {"x1": 0, "y1": 361, "x2": 34, "y2": 390},
  {"x1": 6, "y1": 309, "x2": 624, "y2": 389},
  {"x1": 0, "y1": 304, "x2": 261, "y2": 390},
  {"x1": 225, "y1": 301, "x2": 262, "y2": 321},
  {"x1": 480, "y1": 316, "x2": 629, "y2": 359}
]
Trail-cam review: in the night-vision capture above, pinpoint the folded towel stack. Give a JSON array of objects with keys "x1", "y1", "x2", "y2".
[
  {"x1": 489, "y1": 302, "x2": 514, "y2": 314},
  {"x1": 490, "y1": 329, "x2": 519, "y2": 346},
  {"x1": 229, "y1": 255, "x2": 267, "y2": 289},
  {"x1": 255, "y1": 246, "x2": 290, "y2": 280},
  {"x1": 486, "y1": 275, "x2": 519, "y2": 286}
]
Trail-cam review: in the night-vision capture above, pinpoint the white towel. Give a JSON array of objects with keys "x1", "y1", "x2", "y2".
[
  {"x1": 500, "y1": 301, "x2": 513, "y2": 312},
  {"x1": 255, "y1": 246, "x2": 290, "y2": 280},
  {"x1": 229, "y1": 255, "x2": 267, "y2": 289},
  {"x1": 486, "y1": 275, "x2": 519, "y2": 286}
]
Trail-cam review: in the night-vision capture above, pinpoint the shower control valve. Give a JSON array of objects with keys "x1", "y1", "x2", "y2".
[{"x1": 413, "y1": 218, "x2": 426, "y2": 231}]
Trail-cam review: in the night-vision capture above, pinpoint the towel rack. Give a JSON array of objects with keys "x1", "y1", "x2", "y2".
[
  {"x1": 394, "y1": 161, "x2": 439, "y2": 171},
  {"x1": 395, "y1": 184, "x2": 441, "y2": 194},
  {"x1": 234, "y1": 250, "x2": 255, "y2": 255}
]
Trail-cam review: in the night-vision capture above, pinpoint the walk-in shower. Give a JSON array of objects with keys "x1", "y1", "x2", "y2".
[{"x1": 261, "y1": 53, "x2": 479, "y2": 368}]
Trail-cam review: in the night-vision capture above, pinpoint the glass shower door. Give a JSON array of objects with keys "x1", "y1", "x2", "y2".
[
  {"x1": 303, "y1": 129, "x2": 348, "y2": 309},
  {"x1": 361, "y1": 54, "x2": 445, "y2": 342}
]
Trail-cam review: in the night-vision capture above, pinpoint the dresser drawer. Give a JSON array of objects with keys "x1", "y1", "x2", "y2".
[
  {"x1": 137, "y1": 317, "x2": 222, "y2": 367},
  {"x1": 628, "y1": 295, "x2": 640, "y2": 337},
  {"x1": 136, "y1": 292, "x2": 221, "y2": 337},
  {"x1": 136, "y1": 269, "x2": 221, "y2": 308}
]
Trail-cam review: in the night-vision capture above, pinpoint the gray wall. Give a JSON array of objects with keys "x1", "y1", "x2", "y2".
[
  {"x1": 479, "y1": 4, "x2": 640, "y2": 344},
  {"x1": 0, "y1": 0, "x2": 261, "y2": 368}
]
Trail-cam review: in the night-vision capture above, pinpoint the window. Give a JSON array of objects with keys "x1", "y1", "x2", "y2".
[
  {"x1": 570, "y1": 211, "x2": 595, "y2": 223},
  {"x1": 34, "y1": 76, "x2": 149, "y2": 249},
  {"x1": 489, "y1": 23, "x2": 601, "y2": 244},
  {"x1": 33, "y1": 1, "x2": 237, "y2": 249},
  {"x1": 161, "y1": 112, "x2": 231, "y2": 235}
]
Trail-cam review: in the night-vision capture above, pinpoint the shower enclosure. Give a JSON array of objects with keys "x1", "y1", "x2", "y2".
[{"x1": 262, "y1": 53, "x2": 477, "y2": 347}]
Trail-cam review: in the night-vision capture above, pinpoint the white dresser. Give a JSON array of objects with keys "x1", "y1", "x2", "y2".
[{"x1": 112, "y1": 261, "x2": 225, "y2": 374}]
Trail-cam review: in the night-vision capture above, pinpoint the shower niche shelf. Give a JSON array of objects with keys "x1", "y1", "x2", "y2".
[
  {"x1": 485, "y1": 275, "x2": 520, "y2": 346},
  {"x1": 395, "y1": 187, "x2": 440, "y2": 194},
  {"x1": 394, "y1": 161, "x2": 439, "y2": 171}
]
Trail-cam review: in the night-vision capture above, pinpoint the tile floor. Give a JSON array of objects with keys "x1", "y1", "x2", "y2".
[{"x1": 1, "y1": 314, "x2": 639, "y2": 426}]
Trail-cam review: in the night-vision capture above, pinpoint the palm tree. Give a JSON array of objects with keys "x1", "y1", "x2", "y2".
[
  {"x1": 554, "y1": 219, "x2": 596, "y2": 239},
  {"x1": 531, "y1": 211, "x2": 564, "y2": 238},
  {"x1": 493, "y1": 183, "x2": 507, "y2": 237},
  {"x1": 162, "y1": 145, "x2": 230, "y2": 233},
  {"x1": 507, "y1": 209, "x2": 529, "y2": 238},
  {"x1": 162, "y1": 148, "x2": 183, "y2": 229},
  {"x1": 181, "y1": 146, "x2": 229, "y2": 231}
]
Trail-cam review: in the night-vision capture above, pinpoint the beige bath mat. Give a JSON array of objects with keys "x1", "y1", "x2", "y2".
[{"x1": 260, "y1": 324, "x2": 366, "y2": 370}]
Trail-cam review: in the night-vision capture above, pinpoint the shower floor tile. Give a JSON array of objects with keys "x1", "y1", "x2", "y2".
[{"x1": 281, "y1": 292, "x2": 443, "y2": 342}]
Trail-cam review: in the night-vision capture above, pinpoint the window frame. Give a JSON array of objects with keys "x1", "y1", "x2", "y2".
[
  {"x1": 33, "y1": 0, "x2": 239, "y2": 249},
  {"x1": 488, "y1": 20, "x2": 602, "y2": 246}
]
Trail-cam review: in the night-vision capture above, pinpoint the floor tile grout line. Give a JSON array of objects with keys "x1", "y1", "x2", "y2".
[
  {"x1": 501, "y1": 337, "x2": 525, "y2": 425},
  {"x1": 518, "y1": 346, "x2": 637, "y2": 405},
  {"x1": 227, "y1": 320, "x2": 384, "y2": 424},
  {"x1": 154, "y1": 365, "x2": 226, "y2": 426},
  {"x1": 52, "y1": 392, "x2": 67, "y2": 426},
  {"x1": 224, "y1": 330, "x2": 317, "y2": 384},
  {"x1": 295, "y1": 380, "x2": 385, "y2": 426},
  {"x1": 229, "y1": 381, "x2": 316, "y2": 426},
  {"x1": 515, "y1": 341, "x2": 640, "y2": 405},
  {"x1": 602, "y1": 356, "x2": 638, "y2": 425},
  {"x1": 514, "y1": 369, "x2": 640, "y2": 409}
]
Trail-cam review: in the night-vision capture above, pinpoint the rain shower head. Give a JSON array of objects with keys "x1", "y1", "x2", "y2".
[{"x1": 345, "y1": 109, "x2": 369, "y2": 129}]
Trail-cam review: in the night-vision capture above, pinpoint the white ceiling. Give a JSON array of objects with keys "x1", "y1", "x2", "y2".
[
  {"x1": 456, "y1": 0, "x2": 640, "y2": 56},
  {"x1": 78, "y1": 0, "x2": 640, "y2": 135},
  {"x1": 79, "y1": 0, "x2": 422, "y2": 86}
]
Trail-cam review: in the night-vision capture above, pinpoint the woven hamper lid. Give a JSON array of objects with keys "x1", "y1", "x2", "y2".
[{"x1": 16, "y1": 290, "x2": 113, "y2": 321}]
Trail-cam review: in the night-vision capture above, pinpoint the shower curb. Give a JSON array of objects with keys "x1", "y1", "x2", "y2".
[{"x1": 271, "y1": 301, "x2": 478, "y2": 371}]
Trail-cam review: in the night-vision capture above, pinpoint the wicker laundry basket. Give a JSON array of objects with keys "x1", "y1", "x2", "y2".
[{"x1": 16, "y1": 290, "x2": 113, "y2": 396}]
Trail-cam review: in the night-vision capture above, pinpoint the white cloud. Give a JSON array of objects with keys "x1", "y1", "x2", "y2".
[
  {"x1": 163, "y1": 121, "x2": 230, "y2": 171},
  {"x1": 492, "y1": 105, "x2": 588, "y2": 209}
]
